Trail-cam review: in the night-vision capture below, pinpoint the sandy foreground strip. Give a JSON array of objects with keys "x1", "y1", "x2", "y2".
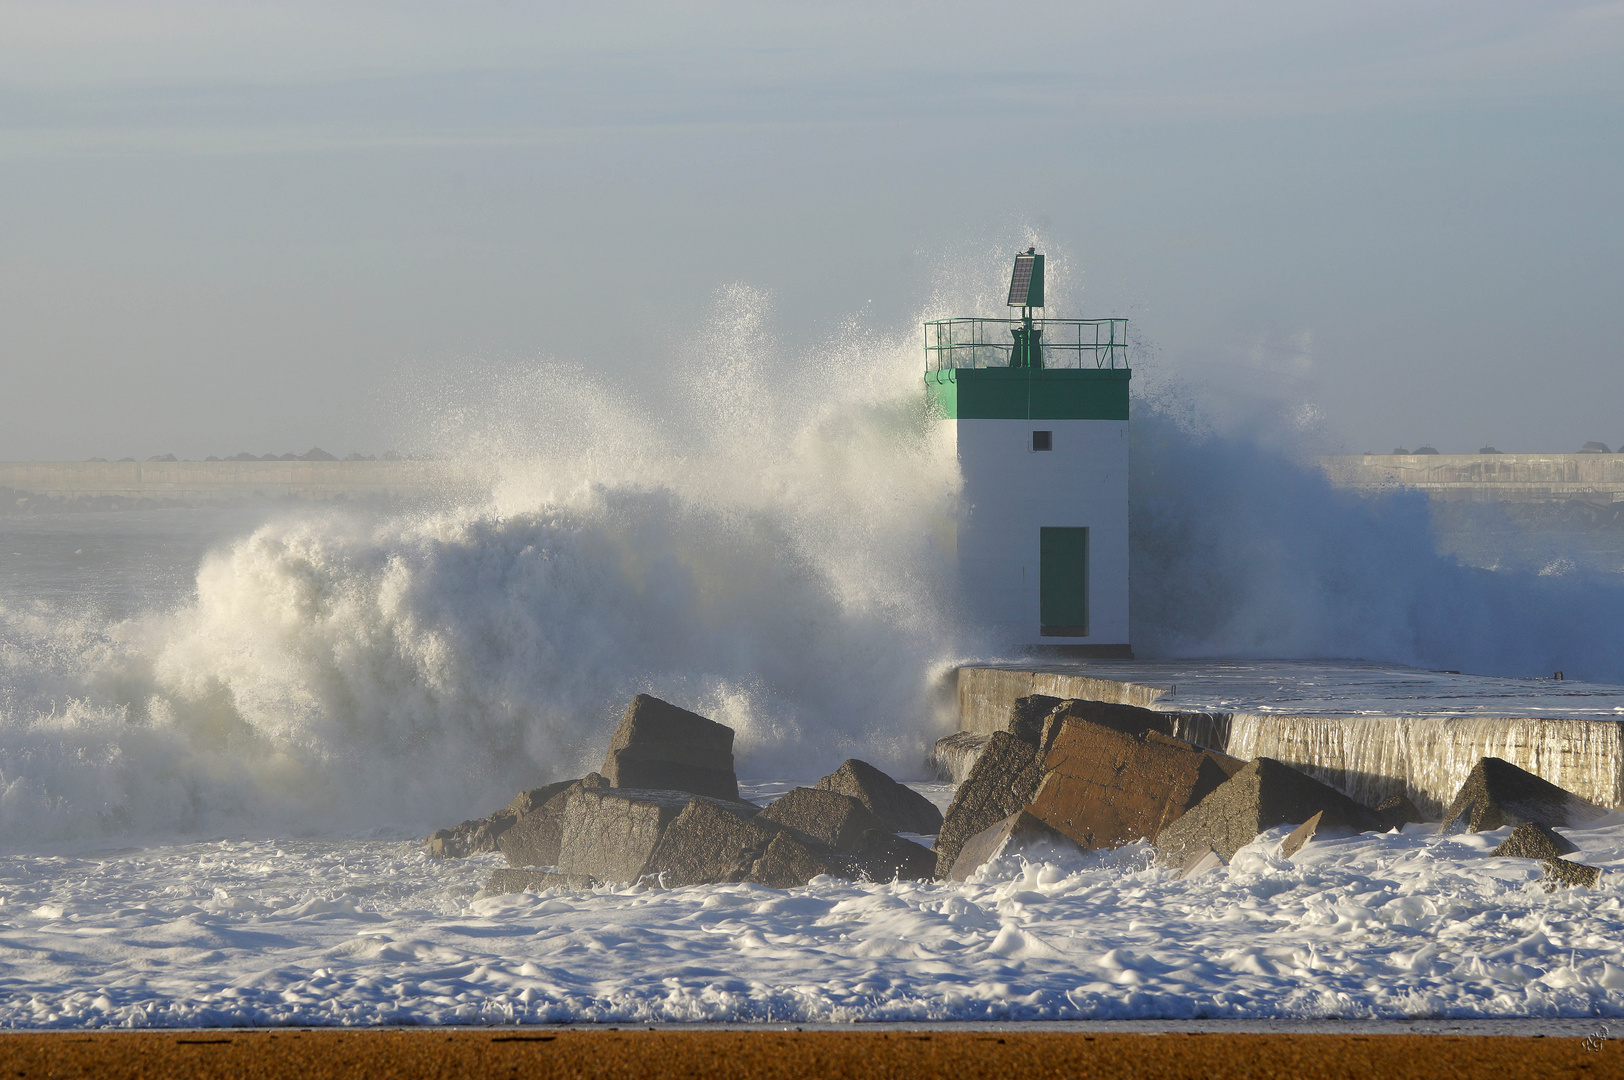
[{"x1": 0, "y1": 1029, "x2": 1616, "y2": 1079}]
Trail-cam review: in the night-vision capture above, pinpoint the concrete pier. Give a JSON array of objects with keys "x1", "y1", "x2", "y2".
[{"x1": 957, "y1": 661, "x2": 1624, "y2": 816}]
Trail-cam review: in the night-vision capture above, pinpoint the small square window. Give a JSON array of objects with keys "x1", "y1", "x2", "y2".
[{"x1": 1032, "y1": 430, "x2": 1052, "y2": 452}]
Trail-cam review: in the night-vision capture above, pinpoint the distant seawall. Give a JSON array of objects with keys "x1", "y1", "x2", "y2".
[
  {"x1": 1320, "y1": 453, "x2": 1624, "y2": 504},
  {"x1": 11, "y1": 454, "x2": 1622, "y2": 507},
  {"x1": 0, "y1": 460, "x2": 486, "y2": 504}
]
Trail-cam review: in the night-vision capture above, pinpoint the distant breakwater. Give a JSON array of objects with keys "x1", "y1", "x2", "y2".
[
  {"x1": 1321, "y1": 453, "x2": 1624, "y2": 505},
  {"x1": 0, "y1": 460, "x2": 489, "y2": 505}
]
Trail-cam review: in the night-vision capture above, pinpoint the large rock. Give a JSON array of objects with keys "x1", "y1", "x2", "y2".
[
  {"x1": 1491, "y1": 821, "x2": 1579, "y2": 860},
  {"x1": 1155, "y1": 757, "x2": 1384, "y2": 866},
  {"x1": 497, "y1": 779, "x2": 594, "y2": 867},
  {"x1": 425, "y1": 778, "x2": 588, "y2": 859},
  {"x1": 1543, "y1": 858, "x2": 1603, "y2": 891},
  {"x1": 1007, "y1": 694, "x2": 1064, "y2": 746},
  {"x1": 932, "y1": 731, "x2": 1045, "y2": 878},
  {"x1": 554, "y1": 785, "x2": 757, "y2": 884},
  {"x1": 945, "y1": 810, "x2": 1083, "y2": 882},
  {"x1": 750, "y1": 831, "x2": 843, "y2": 888},
  {"x1": 814, "y1": 759, "x2": 943, "y2": 836},
  {"x1": 840, "y1": 829, "x2": 937, "y2": 883},
  {"x1": 1440, "y1": 757, "x2": 1607, "y2": 835},
  {"x1": 600, "y1": 694, "x2": 739, "y2": 801},
  {"x1": 425, "y1": 816, "x2": 510, "y2": 860},
  {"x1": 759, "y1": 788, "x2": 888, "y2": 852},
  {"x1": 1038, "y1": 699, "x2": 1173, "y2": 751},
  {"x1": 643, "y1": 798, "x2": 784, "y2": 887},
  {"x1": 1027, "y1": 720, "x2": 1244, "y2": 852},
  {"x1": 930, "y1": 732, "x2": 990, "y2": 783},
  {"x1": 647, "y1": 796, "x2": 929, "y2": 887}
]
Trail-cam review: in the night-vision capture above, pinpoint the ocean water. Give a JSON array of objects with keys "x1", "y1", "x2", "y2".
[{"x1": 4, "y1": 274, "x2": 1624, "y2": 1024}]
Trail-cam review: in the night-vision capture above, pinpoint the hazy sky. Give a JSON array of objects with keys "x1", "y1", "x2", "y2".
[{"x1": 2, "y1": 2, "x2": 1621, "y2": 459}]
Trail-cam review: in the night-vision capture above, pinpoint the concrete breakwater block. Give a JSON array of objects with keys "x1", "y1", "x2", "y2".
[
  {"x1": 814, "y1": 759, "x2": 943, "y2": 836},
  {"x1": 1375, "y1": 793, "x2": 1424, "y2": 831},
  {"x1": 1543, "y1": 858, "x2": 1603, "y2": 890},
  {"x1": 1440, "y1": 756, "x2": 1608, "y2": 834},
  {"x1": 930, "y1": 731, "x2": 990, "y2": 783},
  {"x1": 1029, "y1": 719, "x2": 1244, "y2": 852},
  {"x1": 760, "y1": 788, "x2": 887, "y2": 852},
  {"x1": 461, "y1": 695, "x2": 941, "y2": 894},
  {"x1": 932, "y1": 731, "x2": 1046, "y2": 878},
  {"x1": 840, "y1": 829, "x2": 936, "y2": 883},
  {"x1": 755, "y1": 788, "x2": 934, "y2": 882},
  {"x1": 945, "y1": 810, "x2": 1082, "y2": 882},
  {"x1": 426, "y1": 779, "x2": 591, "y2": 859},
  {"x1": 1155, "y1": 757, "x2": 1385, "y2": 866},
  {"x1": 600, "y1": 694, "x2": 740, "y2": 802},
  {"x1": 1008, "y1": 694, "x2": 1065, "y2": 746},
  {"x1": 1491, "y1": 821, "x2": 1579, "y2": 860},
  {"x1": 555, "y1": 786, "x2": 742, "y2": 884},
  {"x1": 643, "y1": 798, "x2": 801, "y2": 888},
  {"x1": 497, "y1": 775, "x2": 608, "y2": 868},
  {"x1": 1280, "y1": 811, "x2": 1325, "y2": 858},
  {"x1": 1039, "y1": 698, "x2": 1176, "y2": 744}
]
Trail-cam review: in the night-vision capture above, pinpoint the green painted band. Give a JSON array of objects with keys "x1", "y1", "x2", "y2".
[{"x1": 924, "y1": 367, "x2": 1130, "y2": 420}]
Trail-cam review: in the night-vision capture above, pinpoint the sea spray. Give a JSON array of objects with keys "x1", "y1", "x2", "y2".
[
  {"x1": 1129, "y1": 409, "x2": 1624, "y2": 680},
  {"x1": 0, "y1": 287, "x2": 972, "y2": 845},
  {"x1": 4, "y1": 252, "x2": 1624, "y2": 846}
]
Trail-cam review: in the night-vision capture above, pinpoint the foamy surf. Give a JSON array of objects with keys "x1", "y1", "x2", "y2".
[{"x1": 3, "y1": 810, "x2": 1622, "y2": 1027}]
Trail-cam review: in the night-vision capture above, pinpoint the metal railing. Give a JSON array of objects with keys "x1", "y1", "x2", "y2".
[{"x1": 923, "y1": 317, "x2": 1128, "y2": 371}]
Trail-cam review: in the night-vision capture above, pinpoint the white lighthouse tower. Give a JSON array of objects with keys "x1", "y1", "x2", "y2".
[{"x1": 925, "y1": 251, "x2": 1131, "y2": 656}]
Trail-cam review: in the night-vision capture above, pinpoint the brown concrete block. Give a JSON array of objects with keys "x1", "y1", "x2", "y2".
[{"x1": 1027, "y1": 720, "x2": 1244, "y2": 851}]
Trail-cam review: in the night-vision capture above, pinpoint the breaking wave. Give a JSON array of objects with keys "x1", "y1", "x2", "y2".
[
  {"x1": 0, "y1": 286, "x2": 972, "y2": 844},
  {"x1": 1130, "y1": 407, "x2": 1624, "y2": 682},
  {"x1": 2, "y1": 246, "x2": 1621, "y2": 845}
]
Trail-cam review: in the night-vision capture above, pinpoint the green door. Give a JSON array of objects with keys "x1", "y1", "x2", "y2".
[{"x1": 1040, "y1": 527, "x2": 1089, "y2": 636}]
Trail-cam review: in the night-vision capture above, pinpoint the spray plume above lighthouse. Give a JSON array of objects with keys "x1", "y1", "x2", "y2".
[{"x1": 925, "y1": 250, "x2": 1131, "y2": 656}]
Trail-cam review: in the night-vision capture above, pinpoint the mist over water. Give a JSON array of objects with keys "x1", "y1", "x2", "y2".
[
  {"x1": 1130, "y1": 408, "x2": 1624, "y2": 682},
  {"x1": 2, "y1": 255, "x2": 1622, "y2": 847}
]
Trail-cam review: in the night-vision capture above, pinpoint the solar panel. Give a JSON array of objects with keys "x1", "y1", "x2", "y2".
[{"x1": 1007, "y1": 252, "x2": 1044, "y2": 307}]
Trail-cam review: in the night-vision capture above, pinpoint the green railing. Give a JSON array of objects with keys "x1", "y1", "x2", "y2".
[{"x1": 924, "y1": 317, "x2": 1128, "y2": 372}]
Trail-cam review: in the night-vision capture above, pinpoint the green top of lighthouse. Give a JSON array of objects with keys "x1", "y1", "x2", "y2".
[{"x1": 924, "y1": 248, "x2": 1130, "y2": 420}]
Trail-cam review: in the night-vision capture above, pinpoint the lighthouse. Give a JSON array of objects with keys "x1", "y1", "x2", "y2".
[{"x1": 924, "y1": 251, "x2": 1131, "y2": 656}]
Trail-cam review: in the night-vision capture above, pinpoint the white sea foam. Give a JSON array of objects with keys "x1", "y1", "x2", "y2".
[{"x1": 3, "y1": 808, "x2": 1623, "y2": 1026}]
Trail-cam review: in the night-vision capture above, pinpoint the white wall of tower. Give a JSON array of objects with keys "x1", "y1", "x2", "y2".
[{"x1": 953, "y1": 418, "x2": 1130, "y2": 646}]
